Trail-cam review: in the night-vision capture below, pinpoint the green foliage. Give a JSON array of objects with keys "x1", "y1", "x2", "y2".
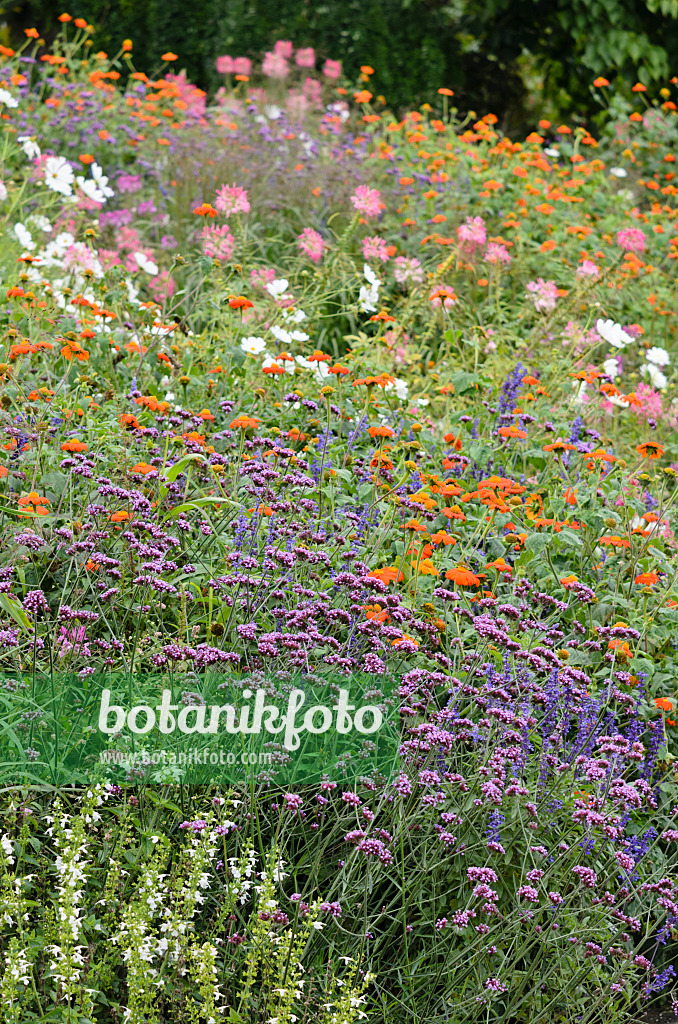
[{"x1": 7, "y1": 0, "x2": 678, "y2": 127}]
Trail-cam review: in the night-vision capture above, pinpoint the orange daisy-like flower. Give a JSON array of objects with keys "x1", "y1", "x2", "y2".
[
  {"x1": 543, "y1": 440, "x2": 576, "y2": 453},
  {"x1": 486, "y1": 557, "x2": 512, "y2": 574},
  {"x1": 636, "y1": 442, "x2": 664, "y2": 459},
  {"x1": 430, "y1": 529, "x2": 456, "y2": 547},
  {"x1": 586, "y1": 449, "x2": 616, "y2": 463},
  {"x1": 498, "y1": 425, "x2": 527, "y2": 439},
  {"x1": 61, "y1": 341, "x2": 89, "y2": 362},
  {"x1": 368, "y1": 425, "x2": 395, "y2": 439},
  {"x1": 60, "y1": 440, "x2": 88, "y2": 453},
  {"x1": 131, "y1": 462, "x2": 157, "y2": 475},
  {"x1": 193, "y1": 203, "x2": 217, "y2": 217},
  {"x1": 445, "y1": 566, "x2": 481, "y2": 586},
  {"x1": 634, "y1": 571, "x2": 659, "y2": 586},
  {"x1": 307, "y1": 350, "x2": 331, "y2": 363},
  {"x1": 228, "y1": 295, "x2": 254, "y2": 309},
  {"x1": 229, "y1": 415, "x2": 261, "y2": 430},
  {"x1": 655, "y1": 697, "x2": 674, "y2": 712},
  {"x1": 369, "y1": 311, "x2": 396, "y2": 322},
  {"x1": 18, "y1": 492, "x2": 50, "y2": 516},
  {"x1": 328, "y1": 364, "x2": 350, "y2": 376},
  {"x1": 599, "y1": 535, "x2": 630, "y2": 549},
  {"x1": 119, "y1": 413, "x2": 141, "y2": 430},
  {"x1": 366, "y1": 566, "x2": 404, "y2": 584},
  {"x1": 403, "y1": 518, "x2": 427, "y2": 532},
  {"x1": 352, "y1": 373, "x2": 396, "y2": 388}
]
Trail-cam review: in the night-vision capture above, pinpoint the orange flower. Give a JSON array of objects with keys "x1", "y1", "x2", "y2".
[
  {"x1": 445, "y1": 566, "x2": 481, "y2": 586},
  {"x1": 228, "y1": 295, "x2": 254, "y2": 309},
  {"x1": 498, "y1": 425, "x2": 527, "y2": 439},
  {"x1": 131, "y1": 462, "x2": 156, "y2": 475},
  {"x1": 307, "y1": 350, "x2": 331, "y2": 363},
  {"x1": 635, "y1": 571, "x2": 659, "y2": 586},
  {"x1": 60, "y1": 440, "x2": 88, "y2": 453},
  {"x1": 403, "y1": 518, "x2": 427, "y2": 532},
  {"x1": 366, "y1": 566, "x2": 404, "y2": 584},
  {"x1": 352, "y1": 373, "x2": 396, "y2": 388},
  {"x1": 593, "y1": 76, "x2": 610, "y2": 87},
  {"x1": 119, "y1": 413, "x2": 141, "y2": 430},
  {"x1": 61, "y1": 341, "x2": 89, "y2": 362},
  {"x1": 369, "y1": 311, "x2": 396, "y2": 322},
  {"x1": 587, "y1": 449, "x2": 616, "y2": 463},
  {"x1": 655, "y1": 697, "x2": 674, "y2": 712},
  {"x1": 560, "y1": 574, "x2": 578, "y2": 586},
  {"x1": 599, "y1": 535, "x2": 630, "y2": 549},
  {"x1": 161, "y1": 52, "x2": 178, "y2": 61},
  {"x1": 328, "y1": 364, "x2": 350, "y2": 375},
  {"x1": 368, "y1": 425, "x2": 395, "y2": 439},
  {"x1": 230, "y1": 414, "x2": 261, "y2": 430},
  {"x1": 18, "y1": 492, "x2": 50, "y2": 516},
  {"x1": 193, "y1": 203, "x2": 217, "y2": 217},
  {"x1": 636, "y1": 442, "x2": 664, "y2": 459},
  {"x1": 109, "y1": 510, "x2": 131, "y2": 522},
  {"x1": 199, "y1": 408, "x2": 215, "y2": 422},
  {"x1": 364, "y1": 603, "x2": 390, "y2": 623},
  {"x1": 543, "y1": 440, "x2": 576, "y2": 452},
  {"x1": 486, "y1": 557, "x2": 512, "y2": 574},
  {"x1": 430, "y1": 530, "x2": 456, "y2": 547}
]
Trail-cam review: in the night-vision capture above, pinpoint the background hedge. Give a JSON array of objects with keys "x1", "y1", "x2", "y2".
[{"x1": 3, "y1": 0, "x2": 678, "y2": 133}]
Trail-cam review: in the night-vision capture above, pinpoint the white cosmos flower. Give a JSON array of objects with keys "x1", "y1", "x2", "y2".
[
  {"x1": 0, "y1": 181, "x2": 7, "y2": 202},
  {"x1": 544, "y1": 147, "x2": 559, "y2": 157},
  {"x1": 646, "y1": 346, "x2": 670, "y2": 366},
  {"x1": 28, "y1": 214, "x2": 51, "y2": 232},
  {"x1": 360, "y1": 263, "x2": 381, "y2": 312},
  {"x1": 603, "y1": 357, "x2": 621, "y2": 379},
  {"x1": 295, "y1": 355, "x2": 330, "y2": 383},
  {"x1": 642, "y1": 362, "x2": 668, "y2": 390},
  {"x1": 596, "y1": 318, "x2": 632, "y2": 349},
  {"x1": 384, "y1": 377, "x2": 409, "y2": 401},
  {"x1": 13, "y1": 222, "x2": 35, "y2": 251},
  {"x1": 0, "y1": 88, "x2": 18, "y2": 108},
  {"x1": 241, "y1": 335, "x2": 266, "y2": 355},
  {"x1": 289, "y1": 329, "x2": 309, "y2": 341},
  {"x1": 363, "y1": 263, "x2": 379, "y2": 287},
  {"x1": 607, "y1": 395, "x2": 630, "y2": 408},
  {"x1": 270, "y1": 324, "x2": 292, "y2": 345},
  {"x1": 18, "y1": 136, "x2": 41, "y2": 160},
  {"x1": 265, "y1": 278, "x2": 289, "y2": 298},
  {"x1": 574, "y1": 381, "x2": 588, "y2": 405},
  {"x1": 76, "y1": 176, "x2": 106, "y2": 204},
  {"x1": 609, "y1": 167, "x2": 628, "y2": 178},
  {"x1": 133, "y1": 252, "x2": 158, "y2": 275},
  {"x1": 90, "y1": 162, "x2": 114, "y2": 198},
  {"x1": 44, "y1": 156, "x2": 75, "y2": 196},
  {"x1": 282, "y1": 307, "x2": 306, "y2": 322}
]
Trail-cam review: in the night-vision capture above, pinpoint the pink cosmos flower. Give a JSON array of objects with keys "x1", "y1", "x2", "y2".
[
  {"x1": 297, "y1": 227, "x2": 325, "y2": 263},
  {"x1": 117, "y1": 174, "x2": 142, "y2": 194},
  {"x1": 234, "y1": 57, "x2": 252, "y2": 75},
  {"x1": 215, "y1": 184, "x2": 250, "y2": 216},
  {"x1": 526, "y1": 277, "x2": 558, "y2": 312},
  {"x1": 577, "y1": 259, "x2": 600, "y2": 278},
  {"x1": 484, "y1": 242, "x2": 511, "y2": 265},
  {"x1": 457, "y1": 216, "x2": 486, "y2": 254},
  {"x1": 262, "y1": 51, "x2": 289, "y2": 78},
  {"x1": 362, "y1": 235, "x2": 390, "y2": 262},
  {"x1": 350, "y1": 185, "x2": 381, "y2": 218},
  {"x1": 617, "y1": 228, "x2": 646, "y2": 254},
  {"x1": 394, "y1": 256, "x2": 423, "y2": 285},
  {"x1": 274, "y1": 40, "x2": 293, "y2": 59},
  {"x1": 323, "y1": 59, "x2": 342, "y2": 80},
  {"x1": 295, "y1": 47, "x2": 315, "y2": 68},
  {"x1": 202, "y1": 225, "x2": 234, "y2": 260}
]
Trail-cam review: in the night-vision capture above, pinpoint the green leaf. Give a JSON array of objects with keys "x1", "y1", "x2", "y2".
[
  {"x1": 451, "y1": 370, "x2": 480, "y2": 395},
  {"x1": 0, "y1": 594, "x2": 31, "y2": 632},
  {"x1": 525, "y1": 533, "x2": 551, "y2": 554},
  {"x1": 162, "y1": 453, "x2": 209, "y2": 483}
]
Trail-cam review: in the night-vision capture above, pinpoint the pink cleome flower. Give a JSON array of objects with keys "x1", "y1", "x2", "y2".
[
  {"x1": 215, "y1": 184, "x2": 250, "y2": 216},
  {"x1": 617, "y1": 228, "x2": 646, "y2": 254},
  {"x1": 526, "y1": 277, "x2": 558, "y2": 312},
  {"x1": 323, "y1": 59, "x2": 342, "y2": 80},
  {"x1": 295, "y1": 47, "x2": 315, "y2": 68},
  {"x1": 297, "y1": 227, "x2": 325, "y2": 263},
  {"x1": 350, "y1": 185, "x2": 382, "y2": 219}
]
